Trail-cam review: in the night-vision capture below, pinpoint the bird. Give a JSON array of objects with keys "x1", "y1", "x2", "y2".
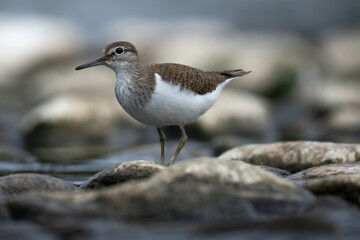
[{"x1": 75, "y1": 41, "x2": 250, "y2": 166}]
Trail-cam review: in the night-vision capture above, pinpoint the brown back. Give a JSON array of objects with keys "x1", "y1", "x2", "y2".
[{"x1": 148, "y1": 63, "x2": 250, "y2": 95}]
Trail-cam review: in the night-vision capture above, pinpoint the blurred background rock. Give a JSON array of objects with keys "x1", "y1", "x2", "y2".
[{"x1": 1, "y1": 0, "x2": 360, "y2": 177}]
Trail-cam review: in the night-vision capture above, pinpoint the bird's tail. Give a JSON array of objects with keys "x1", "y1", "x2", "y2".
[{"x1": 216, "y1": 69, "x2": 251, "y2": 78}]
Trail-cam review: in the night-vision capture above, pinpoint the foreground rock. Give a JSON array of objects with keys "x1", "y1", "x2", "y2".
[
  {"x1": 81, "y1": 160, "x2": 165, "y2": 190},
  {"x1": 287, "y1": 163, "x2": 360, "y2": 184},
  {"x1": 0, "y1": 173, "x2": 77, "y2": 201},
  {"x1": 3, "y1": 196, "x2": 360, "y2": 240},
  {"x1": 219, "y1": 141, "x2": 360, "y2": 173},
  {"x1": 6, "y1": 158, "x2": 314, "y2": 222},
  {"x1": 97, "y1": 158, "x2": 314, "y2": 220},
  {"x1": 197, "y1": 196, "x2": 360, "y2": 238},
  {"x1": 304, "y1": 175, "x2": 360, "y2": 206}
]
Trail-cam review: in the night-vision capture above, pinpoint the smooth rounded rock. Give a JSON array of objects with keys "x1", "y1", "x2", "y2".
[
  {"x1": 5, "y1": 158, "x2": 315, "y2": 222},
  {"x1": 287, "y1": 163, "x2": 360, "y2": 184},
  {"x1": 304, "y1": 175, "x2": 360, "y2": 206},
  {"x1": 0, "y1": 173, "x2": 77, "y2": 201},
  {"x1": 96, "y1": 158, "x2": 315, "y2": 220},
  {"x1": 219, "y1": 141, "x2": 360, "y2": 173},
  {"x1": 80, "y1": 160, "x2": 165, "y2": 190}
]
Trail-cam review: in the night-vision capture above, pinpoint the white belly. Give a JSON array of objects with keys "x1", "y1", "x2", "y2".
[{"x1": 116, "y1": 73, "x2": 231, "y2": 127}]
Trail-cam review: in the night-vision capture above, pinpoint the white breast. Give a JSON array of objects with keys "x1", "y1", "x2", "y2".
[{"x1": 133, "y1": 73, "x2": 232, "y2": 127}]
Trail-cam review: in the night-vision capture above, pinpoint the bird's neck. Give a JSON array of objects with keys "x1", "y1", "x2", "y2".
[
  {"x1": 114, "y1": 61, "x2": 143, "y2": 85},
  {"x1": 114, "y1": 61, "x2": 154, "y2": 108}
]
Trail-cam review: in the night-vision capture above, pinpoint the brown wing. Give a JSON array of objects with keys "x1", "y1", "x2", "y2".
[{"x1": 149, "y1": 63, "x2": 250, "y2": 95}]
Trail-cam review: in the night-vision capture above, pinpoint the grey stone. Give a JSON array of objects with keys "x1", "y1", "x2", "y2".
[
  {"x1": 304, "y1": 175, "x2": 360, "y2": 206},
  {"x1": 6, "y1": 158, "x2": 314, "y2": 222},
  {"x1": 219, "y1": 141, "x2": 360, "y2": 173},
  {"x1": 287, "y1": 163, "x2": 360, "y2": 184},
  {"x1": 0, "y1": 173, "x2": 77, "y2": 201},
  {"x1": 104, "y1": 158, "x2": 313, "y2": 218},
  {"x1": 80, "y1": 160, "x2": 165, "y2": 190}
]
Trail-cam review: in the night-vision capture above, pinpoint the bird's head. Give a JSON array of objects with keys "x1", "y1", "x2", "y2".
[{"x1": 75, "y1": 41, "x2": 139, "y2": 71}]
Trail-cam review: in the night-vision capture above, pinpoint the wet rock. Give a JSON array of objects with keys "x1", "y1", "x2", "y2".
[
  {"x1": 0, "y1": 145, "x2": 37, "y2": 163},
  {"x1": 6, "y1": 158, "x2": 314, "y2": 222},
  {"x1": 0, "y1": 173, "x2": 77, "y2": 201},
  {"x1": 80, "y1": 160, "x2": 165, "y2": 190},
  {"x1": 287, "y1": 163, "x2": 360, "y2": 184},
  {"x1": 196, "y1": 90, "x2": 271, "y2": 137},
  {"x1": 219, "y1": 141, "x2": 360, "y2": 173},
  {"x1": 304, "y1": 175, "x2": 360, "y2": 206}
]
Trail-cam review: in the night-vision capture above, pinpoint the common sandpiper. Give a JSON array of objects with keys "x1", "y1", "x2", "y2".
[{"x1": 75, "y1": 41, "x2": 250, "y2": 166}]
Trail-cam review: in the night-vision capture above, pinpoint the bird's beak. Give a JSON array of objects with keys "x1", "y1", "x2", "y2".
[{"x1": 75, "y1": 56, "x2": 107, "y2": 70}]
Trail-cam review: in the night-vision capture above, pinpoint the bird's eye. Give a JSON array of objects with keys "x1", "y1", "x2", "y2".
[{"x1": 115, "y1": 47, "x2": 124, "y2": 55}]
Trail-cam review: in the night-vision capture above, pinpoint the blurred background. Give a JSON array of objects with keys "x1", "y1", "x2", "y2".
[{"x1": 1, "y1": 0, "x2": 360, "y2": 182}]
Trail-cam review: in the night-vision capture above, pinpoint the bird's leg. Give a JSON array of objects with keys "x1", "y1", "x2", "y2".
[
  {"x1": 157, "y1": 127, "x2": 165, "y2": 165},
  {"x1": 168, "y1": 126, "x2": 187, "y2": 166}
]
